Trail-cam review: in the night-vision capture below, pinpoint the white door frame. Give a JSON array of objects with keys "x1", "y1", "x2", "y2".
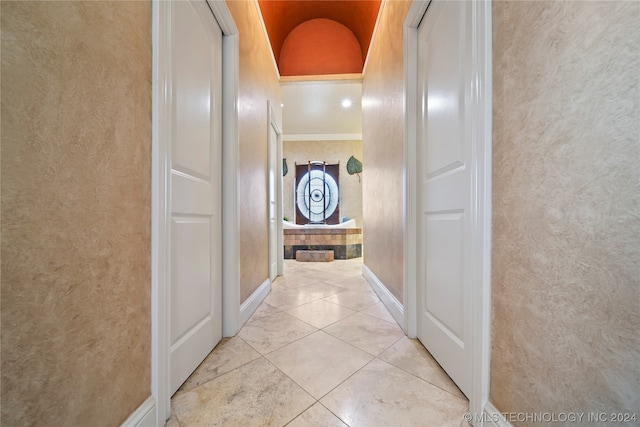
[
  {"x1": 403, "y1": 0, "x2": 492, "y2": 420},
  {"x1": 268, "y1": 101, "x2": 284, "y2": 277},
  {"x1": 151, "y1": 0, "x2": 239, "y2": 424}
]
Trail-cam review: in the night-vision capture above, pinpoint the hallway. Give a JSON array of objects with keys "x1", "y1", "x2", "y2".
[{"x1": 167, "y1": 258, "x2": 468, "y2": 426}]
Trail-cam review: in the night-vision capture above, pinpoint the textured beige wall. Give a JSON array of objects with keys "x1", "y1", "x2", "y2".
[
  {"x1": 361, "y1": 0, "x2": 411, "y2": 301},
  {"x1": 1, "y1": 2, "x2": 151, "y2": 425},
  {"x1": 283, "y1": 140, "x2": 363, "y2": 227},
  {"x1": 226, "y1": 0, "x2": 282, "y2": 302},
  {"x1": 491, "y1": 1, "x2": 640, "y2": 422}
]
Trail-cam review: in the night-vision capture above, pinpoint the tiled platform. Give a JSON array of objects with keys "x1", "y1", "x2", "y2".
[{"x1": 284, "y1": 228, "x2": 362, "y2": 259}]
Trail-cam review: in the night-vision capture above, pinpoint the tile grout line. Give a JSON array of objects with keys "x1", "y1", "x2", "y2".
[{"x1": 376, "y1": 342, "x2": 468, "y2": 401}]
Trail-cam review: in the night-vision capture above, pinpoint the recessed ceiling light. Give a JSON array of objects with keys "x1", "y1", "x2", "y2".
[{"x1": 341, "y1": 98, "x2": 352, "y2": 108}]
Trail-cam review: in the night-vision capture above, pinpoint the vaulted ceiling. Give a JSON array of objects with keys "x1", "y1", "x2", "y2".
[{"x1": 258, "y1": 0, "x2": 382, "y2": 76}]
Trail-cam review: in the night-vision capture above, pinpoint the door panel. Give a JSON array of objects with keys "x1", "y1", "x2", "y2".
[
  {"x1": 424, "y1": 212, "x2": 464, "y2": 342},
  {"x1": 169, "y1": 0, "x2": 222, "y2": 395},
  {"x1": 423, "y1": 5, "x2": 464, "y2": 178},
  {"x1": 171, "y1": 219, "x2": 213, "y2": 343},
  {"x1": 417, "y1": 0, "x2": 472, "y2": 398},
  {"x1": 171, "y1": 173, "x2": 214, "y2": 214}
]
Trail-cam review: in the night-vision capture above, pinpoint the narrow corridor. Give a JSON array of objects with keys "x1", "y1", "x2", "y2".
[{"x1": 168, "y1": 258, "x2": 468, "y2": 426}]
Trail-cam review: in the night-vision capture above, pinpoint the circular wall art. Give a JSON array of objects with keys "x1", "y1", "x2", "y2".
[{"x1": 296, "y1": 169, "x2": 339, "y2": 223}]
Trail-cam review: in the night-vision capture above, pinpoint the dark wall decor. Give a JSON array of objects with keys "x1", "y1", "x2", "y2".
[{"x1": 294, "y1": 161, "x2": 340, "y2": 224}]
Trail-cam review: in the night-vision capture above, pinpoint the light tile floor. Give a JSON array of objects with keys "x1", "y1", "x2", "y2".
[{"x1": 168, "y1": 258, "x2": 469, "y2": 427}]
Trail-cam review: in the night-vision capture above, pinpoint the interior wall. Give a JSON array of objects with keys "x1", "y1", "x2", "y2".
[
  {"x1": 283, "y1": 140, "x2": 363, "y2": 227},
  {"x1": 1, "y1": 1, "x2": 152, "y2": 425},
  {"x1": 226, "y1": 0, "x2": 282, "y2": 303},
  {"x1": 491, "y1": 1, "x2": 640, "y2": 421},
  {"x1": 361, "y1": 0, "x2": 411, "y2": 301}
]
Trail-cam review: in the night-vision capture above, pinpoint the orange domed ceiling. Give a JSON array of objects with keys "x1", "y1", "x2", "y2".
[{"x1": 257, "y1": 0, "x2": 382, "y2": 76}]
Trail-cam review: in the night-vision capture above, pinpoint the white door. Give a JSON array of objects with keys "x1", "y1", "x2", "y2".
[
  {"x1": 416, "y1": 0, "x2": 473, "y2": 398},
  {"x1": 268, "y1": 122, "x2": 278, "y2": 281},
  {"x1": 169, "y1": 0, "x2": 222, "y2": 395}
]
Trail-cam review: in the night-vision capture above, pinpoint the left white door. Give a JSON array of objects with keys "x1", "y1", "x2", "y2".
[{"x1": 169, "y1": 0, "x2": 222, "y2": 395}]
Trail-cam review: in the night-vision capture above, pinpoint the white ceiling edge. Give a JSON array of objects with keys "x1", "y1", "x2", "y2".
[
  {"x1": 280, "y1": 73, "x2": 362, "y2": 83},
  {"x1": 283, "y1": 133, "x2": 362, "y2": 142}
]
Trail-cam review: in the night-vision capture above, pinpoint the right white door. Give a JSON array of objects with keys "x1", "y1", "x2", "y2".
[{"x1": 416, "y1": 0, "x2": 473, "y2": 398}]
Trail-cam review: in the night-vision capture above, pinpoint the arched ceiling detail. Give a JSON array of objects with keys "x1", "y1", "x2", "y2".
[
  {"x1": 257, "y1": 0, "x2": 382, "y2": 75},
  {"x1": 279, "y1": 19, "x2": 363, "y2": 76}
]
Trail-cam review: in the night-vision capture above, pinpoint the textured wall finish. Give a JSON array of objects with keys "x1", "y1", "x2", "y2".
[
  {"x1": 361, "y1": 0, "x2": 411, "y2": 301},
  {"x1": 491, "y1": 1, "x2": 640, "y2": 423},
  {"x1": 226, "y1": 0, "x2": 282, "y2": 303},
  {"x1": 283, "y1": 140, "x2": 363, "y2": 227},
  {"x1": 1, "y1": 1, "x2": 152, "y2": 426}
]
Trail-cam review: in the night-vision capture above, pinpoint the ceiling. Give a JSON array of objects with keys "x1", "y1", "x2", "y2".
[{"x1": 258, "y1": 1, "x2": 377, "y2": 139}]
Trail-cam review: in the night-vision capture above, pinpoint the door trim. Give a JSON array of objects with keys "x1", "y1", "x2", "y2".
[
  {"x1": 268, "y1": 101, "x2": 284, "y2": 277},
  {"x1": 217, "y1": 5, "x2": 241, "y2": 339},
  {"x1": 403, "y1": 0, "x2": 492, "y2": 419},
  {"x1": 151, "y1": 0, "x2": 239, "y2": 424}
]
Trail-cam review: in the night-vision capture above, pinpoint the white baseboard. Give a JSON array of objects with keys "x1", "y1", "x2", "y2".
[
  {"x1": 239, "y1": 278, "x2": 271, "y2": 327},
  {"x1": 482, "y1": 402, "x2": 513, "y2": 427},
  {"x1": 120, "y1": 396, "x2": 156, "y2": 427},
  {"x1": 362, "y1": 264, "x2": 405, "y2": 330}
]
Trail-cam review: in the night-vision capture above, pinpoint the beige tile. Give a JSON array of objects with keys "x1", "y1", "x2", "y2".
[
  {"x1": 166, "y1": 408, "x2": 181, "y2": 427},
  {"x1": 178, "y1": 336, "x2": 261, "y2": 392},
  {"x1": 172, "y1": 358, "x2": 314, "y2": 427},
  {"x1": 246, "y1": 302, "x2": 280, "y2": 323},
  {"x1": 298, "y1": 282, "x2": 347, "y2": 298},
  {"x1": 379, "y1": 337, "x2": 465, "y2": 399},
  {"x1": 299, "y1": 272, "x2": 345, "y2": 285},
  {"x1": 361, "y1": 300, "x2": 397, "y2": 324},
  {"x1": 266, "y1": 331, "x2": 373, "y2": 399},
  {"x1": 263, "y1": 287, "x2": 319, "y2": 310},
  {"x1": 332, "y1": 275, "x2": 374, "y2": 291},
  {"x1": 287, "y1": 402, "x2": 348, "y2": 427},
  {"x1": 335, "y1": 279, "x2": 378, "y2": 296},
  {"x1": 171, "y1": 258, "x2": 470, "y2": 427},
  {"x1": 321, "y1": 359, "x2": 468, "y2": 427},
  {"x1": 272, "y1": 275, "x2": 317, "y2": 290},
  {"x1": 323, "y1": 312, "x2": 404, "y2": 356},
  {"x1": 324, "y1": 290, "x2": 379, "y2": 311},
  {"x1": 238, "y1": 311, "x2": 317, "y2": 354},
  {"x1": 286, "y1": 299, "x2": 356, "y2": 329},
  {"x1": 330, "y1": 259, "x2": 364, "y2": 276}
]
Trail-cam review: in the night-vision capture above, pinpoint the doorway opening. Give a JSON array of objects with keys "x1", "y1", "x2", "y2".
[{"x1": 280, "y1": 78, "x2": 364, "y2": 264}]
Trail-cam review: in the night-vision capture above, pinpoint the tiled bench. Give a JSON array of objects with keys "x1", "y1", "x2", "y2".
[
  {"x1": 284, "y1": 228, "x2": 362, "y2": 260},
  {"x1": 295, "y1": 250, "x2": 334, "y2": 262}
]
